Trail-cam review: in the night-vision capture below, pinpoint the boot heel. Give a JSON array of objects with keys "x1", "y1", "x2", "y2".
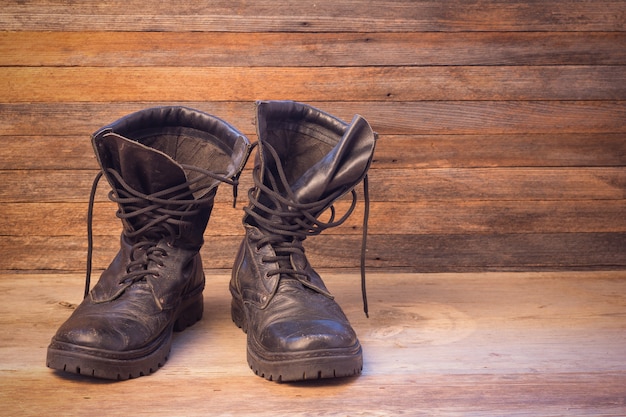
[
  {"x1": 174, "y1": 294, "x2": 203, "y2": 332},
  {"x1": 231, "y1": 295, "x2": 247, "y2": 332}
]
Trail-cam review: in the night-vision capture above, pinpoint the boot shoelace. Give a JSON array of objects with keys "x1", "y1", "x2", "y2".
[
  {"x1": 84, "y1": 165, "x2": 241, "y2": 299},
  {"x1": 244, "y1": 142, "x2": 371, "y2": 317}
]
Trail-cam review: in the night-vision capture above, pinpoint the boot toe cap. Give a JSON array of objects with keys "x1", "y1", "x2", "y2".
[
  {"x1": 52, "y1": 315, "x2": 139, "y2": 352},
  {"x1": 261, "y1": 319, "x2": 358, "y2": 352}
]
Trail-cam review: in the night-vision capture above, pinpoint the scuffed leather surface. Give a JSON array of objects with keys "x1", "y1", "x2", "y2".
[
  {"x1": 232, "y1": 225, "x2": 332, "y2": 310},
  {"x1": 93, "y1": 106, "x2": 252, "y2": 199},
  {"x1": 50, "y1": 106, "x2": 252, "y2": 355},
  {"x1": 93, "y1": 133, "x2": 212, "y2": 248},
  {"x1": 256, "y1": 100, "x2": 376, "y2": 207},
  {"x1": 53, "y1": 246, "x2": 203, "y2": 351},
  {"x1": 231, "y1": 100, "x2": 376, "y2": 356},
  {"x1": 90, "y1": 235, "x2": 204, "y2": 308},
  {"x1": 231, "y1": 224, "x2": 358, "y2": 354}
]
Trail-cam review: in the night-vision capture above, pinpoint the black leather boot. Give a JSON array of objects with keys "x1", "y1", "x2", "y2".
[
  {"x1": 230, "y1": 101, "x2": 377, "y2": 382},
  {"x1": 47, "y1": 106, "x2": 251, "y2": 380}
]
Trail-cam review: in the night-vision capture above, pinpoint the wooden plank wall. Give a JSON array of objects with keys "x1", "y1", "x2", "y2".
[{"x1": 1, "y1": 0, "x2": 625, "y2": 274}]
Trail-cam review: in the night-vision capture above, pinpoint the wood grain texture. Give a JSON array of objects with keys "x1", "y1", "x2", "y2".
[
  {"x1": 3, "y1": 167, "x2": 624, "y2": 203},
  {"x1": 1, "y1": 2, "x2": 625, "y2": 413},
  {"x1": 3, "y1": 233, "x2": 625, "y2": 271},
  {"x1": 3, "y1": 66, "x2": 625, "y2": 102},
  {"x1": 2, "y1": 101, "x2": 625, "y2": 136},
  {"x1": 0, "y1": 0, "x2": 625, "y2": 273},
  {"x1": 1, "y1": 0, "x2": 624, "y2": 31},
  {"x1": 3, "y1": 32, "x2": 626, "y2": 67},
  {"x1": 4, "y1": 200, "x2": 626, "y2": 237},
  {"x1": 1, "y1": 271, "x2": 625, "y2": 416},
  {"x1": 3, "y1": 133, "x2": 626, "y2": 170}
]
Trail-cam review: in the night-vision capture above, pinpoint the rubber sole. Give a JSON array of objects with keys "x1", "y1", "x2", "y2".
[
  {"x1": 231, "y1": 293, "x2": 363, "y2": 382},
  {"x1": 46, "y1": 293, "x2": 203, "y2": 380}
]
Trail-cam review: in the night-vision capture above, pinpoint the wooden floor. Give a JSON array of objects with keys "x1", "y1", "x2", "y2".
[{"x1": 1, "y1": 271, "x2": 625, "y2": 416}]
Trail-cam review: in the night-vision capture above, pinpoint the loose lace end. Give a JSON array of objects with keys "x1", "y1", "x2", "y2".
[
  {"x1": 360, "y1": 175, "x2": 370, "y2": 318},
  {"x1": 232, "y1": 179, "x2": 239, "y2": 208},
  {"x1": 84, "y1": 171, "x2": 104, "y2": 299}
]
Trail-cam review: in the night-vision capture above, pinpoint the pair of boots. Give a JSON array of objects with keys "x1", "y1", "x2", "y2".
[{"x1": 46, "y1": 101, "x2": 377, "y2": 382}]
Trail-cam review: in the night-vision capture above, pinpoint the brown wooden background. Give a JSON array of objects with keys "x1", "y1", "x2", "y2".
[{"x1": 1, "y1": 0, "x2": 625, "y2": 274}]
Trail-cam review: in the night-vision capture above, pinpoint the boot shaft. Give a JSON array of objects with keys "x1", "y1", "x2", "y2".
[
  {"x1": 93, "y1": 106, "x2": 251, "y2": 248},
  {"x1": 248, "y1": 100, "x2": 377, "y2": 224},
  {"x1": 93, "y1": 106, "x2": 250, "y2": 194}
]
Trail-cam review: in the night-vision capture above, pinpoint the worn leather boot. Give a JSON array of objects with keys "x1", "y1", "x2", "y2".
[
  {"x1": 47, "y1": 106, "x2": 251, "y2": 380},
  {"x1": 230, "y1": 101, "x2": 377, "y2": 381}
]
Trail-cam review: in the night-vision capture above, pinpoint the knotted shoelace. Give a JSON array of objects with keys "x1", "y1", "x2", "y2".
[
  {"x1": 84, "y1": 165, "x2": 240, "y2": 298},
  {"x1": 244, "y1": 142, "x2": 371, "y2": 317}
]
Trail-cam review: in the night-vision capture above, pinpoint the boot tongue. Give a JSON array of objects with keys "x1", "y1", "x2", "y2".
[
  {"x1": 94, "y1": 133, "x2": 188, "y2": 196},
  {"x1": 290, "y1": 115, "x2": 376, "y2": 205}
]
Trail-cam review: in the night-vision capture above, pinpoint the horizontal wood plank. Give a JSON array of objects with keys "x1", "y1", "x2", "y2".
[
  {"x1": 3, "y1": 31, "x2": 625, "y2": 67},
  {"x1": 3, "y1": 233, "x2": 625, "y2": 271},
  {"x1": 3, "y1": 200, "x2": 626, "y2": 237},
  {"x1": 372, "y1": 133, "x2": 626, "y2": 169},
  {"x1": 3, "y1": 66, "x2": 625, "y2": 102},
  {"x1": 4, "y1": 133, "x2": 626, "y2": 170},
  {"x1": 2, "y1": 101, "x2": 625, "y2": 136},
  {"x1": 2, "y1": 167, "x2": 625, "y2": 203},
  {"x1": 1, "y1": 0, "x2": 624, "y2": 32}
]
